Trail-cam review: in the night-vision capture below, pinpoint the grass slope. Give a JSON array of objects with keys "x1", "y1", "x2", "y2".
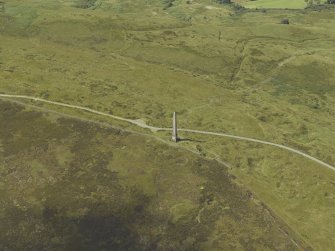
[{"x1": 0, "y1": 100, "x2": 302, "y2": 250}]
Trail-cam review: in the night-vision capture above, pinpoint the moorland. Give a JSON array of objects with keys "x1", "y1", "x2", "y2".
[{"x1": 0, "y1": 0, "x2": 335, "y2": 250}]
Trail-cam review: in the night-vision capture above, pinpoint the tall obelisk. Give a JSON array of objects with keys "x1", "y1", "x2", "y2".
[{"x1": 172, "y1": 112, "x2": 178, "y2": 142}]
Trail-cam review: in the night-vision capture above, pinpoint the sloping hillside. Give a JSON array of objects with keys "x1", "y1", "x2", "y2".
[{"x1": 0, "y1": 100, "x2": 304, "y2": 250}]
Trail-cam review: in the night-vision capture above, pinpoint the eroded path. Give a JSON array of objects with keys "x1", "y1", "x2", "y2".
[{"x1": 0, "y1": 93, "x2": 334, "y2": 172}]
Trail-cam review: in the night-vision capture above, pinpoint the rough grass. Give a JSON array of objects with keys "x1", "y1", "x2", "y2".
[
  {"x1": 0, "y1": 100, "x2": 302, "y2": 250},
  {"x1": 0, "y1": 0, "x2": 335, "y2": 250}
]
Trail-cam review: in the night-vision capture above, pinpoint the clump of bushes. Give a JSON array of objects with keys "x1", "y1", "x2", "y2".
[
  {"x1": 75, "y1": 0, "x2": 97, "y2": 9},
  {"x1": 163, "y1": 0, "x2": 175, "y2": 9},
  {"x1": 218, "y1": 0, "x2": 246, "y2": 12},
  {"x1": 280, "y1": 18, "x2": 289, "y2": 24},
  {"x1": 217, "y1": 0, "x2": 231, "y2": 4},
  {"x1": 232, "y1": 3, "x2": 245, "y2": 11}
]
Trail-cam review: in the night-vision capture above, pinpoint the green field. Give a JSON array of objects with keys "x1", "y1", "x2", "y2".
[
  {"x1": 1, "y1": 0, "x2": 335, "y2": 250},
  {"x1": 239, "y1": 0, "x2": 328, "y2": 9},
  {"x1": 242, "y1": 0, "x2": 308, "y2": 9}
]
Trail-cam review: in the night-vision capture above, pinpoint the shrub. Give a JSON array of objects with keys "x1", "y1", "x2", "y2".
[
  {"x1": 75, "y1": 0, "x2": 96, "y2": 9},
  {"x1": 163, "y1": 0, "x2": 175, "y2": 9},
  {"x1": 232, "y1": 3, "x2": 245, "y2": 11},
  {"x1": 217, "y1": 0, "x2": 231, "y2": 3},
  {"x1": 280, "y1": 18, "x2": 289, "y2": 24}
]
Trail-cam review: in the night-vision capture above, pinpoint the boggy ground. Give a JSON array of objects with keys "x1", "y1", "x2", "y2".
[{"x1": 0, "y1": 100, "x2": 305, "y2": 250}]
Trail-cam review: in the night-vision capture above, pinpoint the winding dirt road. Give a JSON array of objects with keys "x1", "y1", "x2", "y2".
[{"x1": 0, "y1": 93, "x2": 334, "y2": 172}]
